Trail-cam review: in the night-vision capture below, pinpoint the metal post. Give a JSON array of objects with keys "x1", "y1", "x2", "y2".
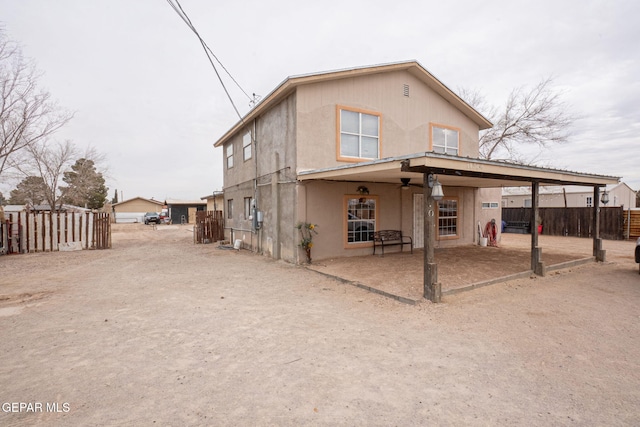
[
  {"x1": 530, "y1": 181, "x2": 545, "y2": 275},
  {"x1": 593, "y1": 186, "x2": 606, "y2": 262}
]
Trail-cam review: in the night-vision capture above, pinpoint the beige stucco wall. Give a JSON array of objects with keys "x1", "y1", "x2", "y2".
[
  {"x1": 203, "y1": 195, "x2": 224, "y2": 213},
  {"x1": 113, "y1": 199, "x2": 163, "y2": 213},
  {"x1": 295, "y1": 70, "x2": 481, "y2": 173},
  {"x1": 219, "y1": 69, "x2": 492, "y2": 263},
  {"x1": 476, "y1": 188, "x2": 503, "y2": 241},
  {"x1": 298, "y1": 181, "x2": 493, "y2": 261}
]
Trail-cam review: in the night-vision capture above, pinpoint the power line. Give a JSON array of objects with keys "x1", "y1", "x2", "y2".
[{"x1": 166, "y1": 0, "x2": 253, "y2": 119}]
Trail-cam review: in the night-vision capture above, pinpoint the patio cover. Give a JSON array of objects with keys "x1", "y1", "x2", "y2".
[
  {"x1": 297, "y1": 152, "x2": 617, "y2": 188},
  {"x1": 298, "y1": 153, "x2": 620, "y2": 302}
]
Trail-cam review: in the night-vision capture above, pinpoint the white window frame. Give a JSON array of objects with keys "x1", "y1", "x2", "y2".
[
  {"x1": 243, "y1": 132, "x2": 252, "y2": 161},
  {"x1": 337, "y1": 106, "x2": 381, "y2": 161},
  {"x1": 437, "y1": 198, "x2": 459, "y2": 239},
  {"x1": 227, "y1": 199, "x2": 233, "y2": 219},
  {"x1": 430, "y1": 123, "x2": 460, "y2": 156},
  {"x1": 226, "y1": 144, "x2": 234, "y2": 169},
  {"x1": 244, "y1": 197, "x2": 254, "y2": 219},
  {"x1": 344, "y1": 195, "x2": 378, "y2": 247},
  {"x1": 482, "y1": 202, "x2": 500, "y2": 209}
]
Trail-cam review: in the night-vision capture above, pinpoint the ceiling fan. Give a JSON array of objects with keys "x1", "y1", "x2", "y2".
[{"x1": 399, "y1": 177, "x2": 422, "y2": 190}]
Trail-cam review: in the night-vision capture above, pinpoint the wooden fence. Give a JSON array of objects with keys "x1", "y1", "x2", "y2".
[
  {"x1": 194, "y1": 210, "x2": 224, "y2": 244},
  {"x1": 625, "y1": 210, "x2": 640, "y2": 239},
  {"x1": 1, "y1": 211, "x2": 111, "y2": 254},
  {"x1": 502, "y1": 207, "x2": 624, "y2": 240}
]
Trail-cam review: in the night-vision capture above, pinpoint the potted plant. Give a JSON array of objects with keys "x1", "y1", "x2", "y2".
[{"x1": 296, "y1": 222, "x2": 318, "y2": 263}]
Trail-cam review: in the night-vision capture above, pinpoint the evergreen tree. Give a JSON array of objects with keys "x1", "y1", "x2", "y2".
[
  {"x1": 60, "y1": 158, "x2": 108, "y2": 209},
  {"x1": 9, "y1": 176, "x2": 48, "y2": 205},
  {"x1": 112, "y1": 188, "x2": 118, "y2": 204}
]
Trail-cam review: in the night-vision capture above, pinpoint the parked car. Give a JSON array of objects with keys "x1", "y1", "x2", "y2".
[
  {"x1": 159, "y1": 209, "x2": 170, "y2": 224},
  {"x1": 348, "y1": 212, "x2": 375, "y2": 242},
  {"x1": 144, "y1": 212, "x2": 160, "y2": 224}
]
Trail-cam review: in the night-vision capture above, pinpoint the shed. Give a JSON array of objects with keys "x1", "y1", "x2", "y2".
[{"x1": 165, "y1": 199, "x2": 206, "y2": 224}]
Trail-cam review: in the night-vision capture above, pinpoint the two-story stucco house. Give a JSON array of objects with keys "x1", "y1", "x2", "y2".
[{"x1": 214, "y1": 61, "x2": 618, "y2": 275}]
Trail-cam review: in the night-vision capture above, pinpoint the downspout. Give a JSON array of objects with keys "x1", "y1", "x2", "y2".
[{"x1": 253, "y1": 118, "x2": 260, "y2": 254}]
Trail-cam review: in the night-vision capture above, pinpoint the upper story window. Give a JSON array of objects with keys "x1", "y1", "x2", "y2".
[
  {"x1": 430, "y1": 123, "x2": 460, "y2": 156},
  {"x1": 243, "y1": 132, "x2": 252, "y2": 161},
  {"x1": 338, "y1": 106, "x2": 381, "y2": 161},
  {"x1": 226, "y1": 144, "x2": 234, "y2": 169}
]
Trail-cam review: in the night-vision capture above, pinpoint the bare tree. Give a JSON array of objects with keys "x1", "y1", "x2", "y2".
[
  {"x1": 0, "y1": 30, "x2": 73, "y2": 177},
  {"x1": 460, "y1": 78, "x2": 574, "y2": 163},
  {"x1": 26, "y1": 140, "x2": 76, "y2": 209}
]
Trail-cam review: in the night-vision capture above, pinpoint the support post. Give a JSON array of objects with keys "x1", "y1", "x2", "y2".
[
  {"x1": 423, "y1": 172, "x2": 441, "y2": 302},
  {"x1": 530, "y1": 181, "x2": 545, "y2": 276},
  {"x1": 593, "y1": 186, "x2": 606, "y2": 262}
]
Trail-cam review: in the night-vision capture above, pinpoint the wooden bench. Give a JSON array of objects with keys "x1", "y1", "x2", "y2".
[{"x1": 373, "y1": 230, "x2": 413, "y2": 256}]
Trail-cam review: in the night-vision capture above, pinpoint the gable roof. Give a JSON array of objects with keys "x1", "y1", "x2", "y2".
[
  {"x1": 213, "y1": 60, "x2": 492, "y2": 148},
  {"x1": 112, "y1": 197, "x2": 164, "y2": 207}
]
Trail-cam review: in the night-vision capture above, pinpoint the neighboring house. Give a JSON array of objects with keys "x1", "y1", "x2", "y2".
[
  {"x1": 3, "y1": 205, "x2": 27, "y2": 214},
  {"x1": 201, "y1": 191, "x2": 225, "y2": 214},
  {"x1": 112, "y1": 197, "x2": 164, "y2": 223},
  {"x1": 214, "y1": 61, "x2": 618, "y2": 265},
  {"x1": 503, "y1": 183, "x2": 637, "y2": 209},
  {"x1": 30, "y1": 204, "x2": 89, "y2": 213},
  {"x1": 165, "y1": 199, "x2": 206, "y2": 224},
  {"x1": 4, "y1": 204, "x2": 88, "y2": 214}
]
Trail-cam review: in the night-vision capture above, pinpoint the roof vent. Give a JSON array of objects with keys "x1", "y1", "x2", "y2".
[{"x1": 403, "y1": 84, "x2": 410, "y2": 97}]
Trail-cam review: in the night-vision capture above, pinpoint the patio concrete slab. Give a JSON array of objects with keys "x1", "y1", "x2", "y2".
[{"x1": 306, "y1": 234, "x2": 631, "y2": 302}]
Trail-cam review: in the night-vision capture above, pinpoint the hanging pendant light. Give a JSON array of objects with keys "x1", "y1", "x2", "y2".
[{"x1": 428, "y1": 174, "x2": 444, "y2": 201}]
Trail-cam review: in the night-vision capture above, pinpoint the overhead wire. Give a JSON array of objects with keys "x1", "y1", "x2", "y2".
[{"x1": 165, "y1": 0, "x2": 253, "y2": 120}]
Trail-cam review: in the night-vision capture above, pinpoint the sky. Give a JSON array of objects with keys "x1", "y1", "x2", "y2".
[{"x1": 1, "y1": 0, "x2": 638, "y2": 202}]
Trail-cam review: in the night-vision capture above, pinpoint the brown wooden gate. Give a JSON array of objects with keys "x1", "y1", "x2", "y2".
[
  {"x1": 194, "y1": 210, "x2": 224, "y2": 243},
  {"x1": 93, "y1": 212, "x2": 112, "y2": 249}
]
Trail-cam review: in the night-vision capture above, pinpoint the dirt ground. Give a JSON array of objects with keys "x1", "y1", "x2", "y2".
[
  {"x1": 1, "y1": 224, "x2": 639, "y2": 426},
  {"x1": 307, "y1": 233, "x2": 636, "y2": 301}
]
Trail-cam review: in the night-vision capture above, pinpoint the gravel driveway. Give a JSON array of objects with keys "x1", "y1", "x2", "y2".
[{"x1": 1, "y1": 224, "x2": 639, "y2": 426}]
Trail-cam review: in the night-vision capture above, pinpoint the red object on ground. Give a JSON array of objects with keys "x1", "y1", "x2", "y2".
[{"x1": 484, "y1": 221, "x2": 499, "y2": 247}]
